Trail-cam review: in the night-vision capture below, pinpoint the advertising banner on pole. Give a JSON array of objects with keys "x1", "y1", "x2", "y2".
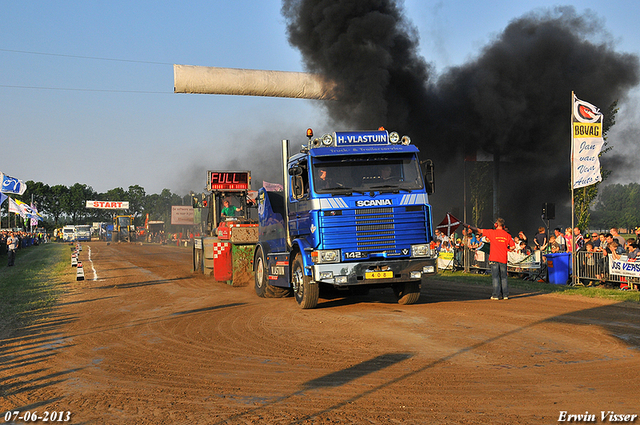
[{"x1": 572, "y1": 94, "x2": 604, "y2": 189}]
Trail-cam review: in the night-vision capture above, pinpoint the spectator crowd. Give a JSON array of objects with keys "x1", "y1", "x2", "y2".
[
  {"x1": 2, "y1": 230, "x2": 47, "y2": 267},
  {"x1": 433, "y1": 225, "x2": 640, "y2": 289}
]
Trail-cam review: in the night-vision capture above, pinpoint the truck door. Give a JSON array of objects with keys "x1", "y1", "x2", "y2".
[{"x1": 288, "y1": 159, "x2": 311, "y2": 238}]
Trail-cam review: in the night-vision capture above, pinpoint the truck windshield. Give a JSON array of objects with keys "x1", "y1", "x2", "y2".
[
  {"x1": 117, "y1": 217, "x2": 131, "y2": 226},
  {"x1": 312, "y1": 153, "x2": 423, "y2": 194}
]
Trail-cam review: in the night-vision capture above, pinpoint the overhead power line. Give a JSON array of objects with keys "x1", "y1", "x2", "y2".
[
  {"x1": 0, "y1": 84, "x2": 170, "y2": 94},
  {"x1": 0, "y1": 48, "x2": 173, "y2": 65},
  {"x1": 0, "y1": 48, "x2": 175, "y2": 93}
]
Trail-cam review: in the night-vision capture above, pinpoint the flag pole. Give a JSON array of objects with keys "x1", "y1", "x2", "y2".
[
  {"x1": 463, "y1": 157, "x2": 469, "y2": 272},
  {"x1": 571, "y1": 91, "x2": 576, "y2": 286}
]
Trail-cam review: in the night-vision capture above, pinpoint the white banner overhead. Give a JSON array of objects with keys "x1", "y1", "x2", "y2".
[{"x1": 86, "y1": 200, "x2": 129, "y2": 209}]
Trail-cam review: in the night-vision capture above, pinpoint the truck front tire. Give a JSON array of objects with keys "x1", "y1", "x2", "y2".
[
  {"x1": 393, "y1": 281, "x2": 421, "y2": 305},
  {"x1": 292, "y1": 254, "x2": 319, "y2": 309}
]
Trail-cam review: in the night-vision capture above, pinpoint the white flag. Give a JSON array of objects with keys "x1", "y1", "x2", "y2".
[
  {"x1": 572, "y1": 94, "x2": 604, "y2": 189},
  {"x1": 8, "y1": 197, "x2": 26, "y2": 217},
  {"x1": 263, "y1": 181, "x2": 284, "y2": 191}
]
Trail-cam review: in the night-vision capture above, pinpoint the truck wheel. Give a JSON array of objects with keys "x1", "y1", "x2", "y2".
[
  {"x1": 393, "y1": 281, "x2": 421, "y2": 305},
  {"x1": 254, "y1": 247, "x2": 290, "y2": 298},
  {"x1": 292, "y1": 254, "x2": 319, "y2": 309},
  {"x1": 254, "y1": 247, "x2": 268, "y2": 298}
]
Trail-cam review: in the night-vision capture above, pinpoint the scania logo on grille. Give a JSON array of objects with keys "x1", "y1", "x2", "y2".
[{"x1": 356, "y1": 199, "x2": 393, "y2": 207}]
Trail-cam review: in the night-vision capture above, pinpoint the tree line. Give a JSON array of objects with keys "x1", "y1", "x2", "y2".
[
  {"x1": 4, "y1": 181, "x2": 193, "y2": 229},
  {"x1": 591, "y1": 182, "x2": 640, "y2": 230}
]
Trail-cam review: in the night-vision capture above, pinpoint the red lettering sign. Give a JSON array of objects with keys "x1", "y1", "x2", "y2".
[{"x1": 207, "y1": 171, "x2": 250, "y2": 191}]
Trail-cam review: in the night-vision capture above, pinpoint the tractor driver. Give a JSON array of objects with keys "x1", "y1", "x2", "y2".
[{"x1": 221, "y1": 199, "x2": 242, "y2": 219}]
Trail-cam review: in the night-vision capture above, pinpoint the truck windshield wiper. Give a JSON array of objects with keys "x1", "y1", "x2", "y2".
[
  {"x1": 369, "y1": 184, "x2": 400, "y2": 189},
  {"x1": 369, "y1": 184, "x2": 414, "y2": 194},
  {"x1": 324, "y1": 187, "x2": 366, "y2": 196}
]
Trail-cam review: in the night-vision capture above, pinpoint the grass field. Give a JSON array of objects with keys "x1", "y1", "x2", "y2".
[{"x1": 0, "y1": 243, "x2": 75, "y2": 337}]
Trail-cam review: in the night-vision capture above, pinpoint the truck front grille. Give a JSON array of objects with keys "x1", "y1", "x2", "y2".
[{"x1": 321, "y1": 205, "x2": 428, "y2": 254}]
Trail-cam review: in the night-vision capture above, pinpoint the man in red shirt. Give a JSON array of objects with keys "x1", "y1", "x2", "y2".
[{"x1": 466, "y1": 218, "x2": 515, "y2": 300}]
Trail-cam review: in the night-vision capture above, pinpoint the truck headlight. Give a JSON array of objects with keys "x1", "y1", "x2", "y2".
[
  {"x1": 322, "y1": 133, "x2": 334, "y2": 146},
  {"x1": 319, "y1": 271, "x2": 333, "y2": 279},
  {"x1": 311, "y1": 249, "x2": 341, "y2": 263},
  {"x1": 411, "y1": 244, "x2": 430, "y2": 258}
]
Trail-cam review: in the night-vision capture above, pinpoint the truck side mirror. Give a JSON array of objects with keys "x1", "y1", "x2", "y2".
[
  {"x1": 292, "y1": 176, "x2": 304, "y2": 199},
  {"x1": 289, "y1": 166, "x2": 303, "y2": 176},
  {"x1": 423, "y1": 159, "x2": 435, "y2": 194}
]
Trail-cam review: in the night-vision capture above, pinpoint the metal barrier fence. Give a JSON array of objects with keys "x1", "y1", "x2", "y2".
[
  {"x1": 443, "y1": 248, "x2": 545, "y2": 280},
  {"x1": 464, "y1": 248, "x2": 543, "y2": 276},
  {"x1": 441, "y1": 248, "x2": 638, "y2": 289},
  {"x1": 574, "y1": 250, "x2": 639, "y2": 289}
]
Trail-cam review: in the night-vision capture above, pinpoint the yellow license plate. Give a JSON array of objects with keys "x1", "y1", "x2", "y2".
[{"x1": 365, "y1": 271, "x2": 393, "y2": 279}]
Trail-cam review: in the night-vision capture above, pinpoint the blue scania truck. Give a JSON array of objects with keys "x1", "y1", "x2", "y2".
[{"x1": 254, "y1": 128, "x2": 438, "y2": 309}]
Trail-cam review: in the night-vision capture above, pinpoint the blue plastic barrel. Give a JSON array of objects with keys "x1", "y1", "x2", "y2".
[{"x1": 546, "y1": 252, "x2": 571, "y2": 285}]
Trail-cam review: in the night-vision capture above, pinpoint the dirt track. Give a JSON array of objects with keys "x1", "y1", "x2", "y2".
[{"x1": 2, "y1": 242, "x2": 640, "y2": 424}]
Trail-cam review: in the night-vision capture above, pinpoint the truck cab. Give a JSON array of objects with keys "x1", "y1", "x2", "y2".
[
  {"x1": 255, "y1": 129, "x2": 438, "y2": 309},
  {"x1": 62, "y1": 225, "x2": 76, "y2": 242},
  {"x1": 75, "y1": 225, "x2": 92, "y2": 242}
]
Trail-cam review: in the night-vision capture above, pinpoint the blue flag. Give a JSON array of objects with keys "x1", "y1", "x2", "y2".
[{"x1": 1, "y1": 172, "x2": 27, "y2": 195}]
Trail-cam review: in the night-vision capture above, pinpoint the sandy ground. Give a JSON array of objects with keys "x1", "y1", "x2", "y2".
[{"x1": 1, "y1": 241, "x2": 640, "y2": 424}]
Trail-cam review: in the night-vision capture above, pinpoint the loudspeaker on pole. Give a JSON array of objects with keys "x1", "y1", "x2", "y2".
[{"x1": 542, "y1": 203, "x2": 555, "y2": 220}]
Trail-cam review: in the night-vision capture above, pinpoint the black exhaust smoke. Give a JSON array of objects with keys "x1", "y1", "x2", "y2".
[
  {"x1": 283, "y1": 2, "x2": 639, "y2": 232},
  {"x1": 282, "y1": 0, "x2": 436, "y2": 132}
]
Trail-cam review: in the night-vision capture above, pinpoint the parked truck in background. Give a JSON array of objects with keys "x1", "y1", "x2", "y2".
[
  {"x1": 62, "y1": 225, "x2": 76, "y2": 242},
  {"x1": 75, "y1": 224, "x2": 92, "y2": 242},
  {"x1": 254, "y1": 128, "x2": 438, "y2": 309}
]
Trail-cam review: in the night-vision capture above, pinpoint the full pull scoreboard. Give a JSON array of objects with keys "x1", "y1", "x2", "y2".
[{"x1": 207, "y1": 171, "x2": 251, "y2": 192}]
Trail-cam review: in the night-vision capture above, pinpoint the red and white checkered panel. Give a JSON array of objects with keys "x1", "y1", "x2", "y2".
[{"x1": 213, "y1": 243, "x2": 230, "y2": 259}]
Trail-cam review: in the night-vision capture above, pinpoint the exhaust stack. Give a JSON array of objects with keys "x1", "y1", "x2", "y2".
[{"x1": 173, "y1": 64, "x2": 336, "y2": 100}]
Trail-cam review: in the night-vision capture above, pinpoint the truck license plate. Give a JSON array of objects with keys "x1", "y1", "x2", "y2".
[{"x1": 365, "y1": 271, "x2": 393, "y2": 279}]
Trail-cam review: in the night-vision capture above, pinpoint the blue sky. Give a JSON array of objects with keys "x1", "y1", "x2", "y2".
[{"x1": 2, "y1": 0, "x2": 639, "y2": 196}]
